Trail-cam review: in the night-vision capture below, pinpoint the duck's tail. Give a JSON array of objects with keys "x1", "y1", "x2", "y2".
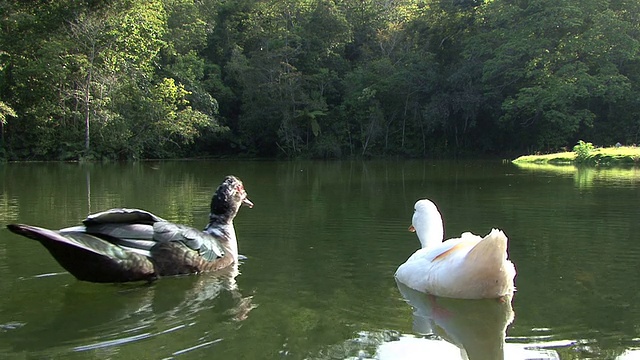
[
  {"x1": 6, "y1": 224, "x2": 156, "y2": 283},
  {"x1": 465, "y1": 228, "x2": 516, "y2": 296},
  {"x1": 466, "y1": 229, "x2": 508, "y2": 261}
]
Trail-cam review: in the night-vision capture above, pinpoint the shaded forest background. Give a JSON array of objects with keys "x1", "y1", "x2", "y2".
[{"x1": 1, "y1": 0, "x2": 639, "y2": 160}]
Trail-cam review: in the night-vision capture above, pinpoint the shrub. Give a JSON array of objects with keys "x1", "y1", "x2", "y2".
[{"x1": 573, "y1": 140, "x2": 594, "y2": 163}]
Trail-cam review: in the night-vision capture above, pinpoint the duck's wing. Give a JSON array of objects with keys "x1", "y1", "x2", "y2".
[
  {"x1": 417, "y1": 236, "x2": 480, "y2": 263},
  {"x1": 396, "y1": 235, "x2": 483, "y2": 294},
  {"x1": 60, "y1": 208, "x2": 164, "y2": 255},
  {"x1": 149, "y1": 222, "x2": 231, "y2": 276},
  {"x1": 77, "y1": 208, "x2": 226, "y2": 262},
  {"x1": 83, "y1": 208, "x2": 167, "y2": 225},
  {"x1": 153, "y1": 222, "x2": 226, "y2": 261}
]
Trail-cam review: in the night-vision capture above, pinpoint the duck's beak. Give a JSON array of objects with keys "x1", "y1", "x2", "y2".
[
  {"x1": 242, "y1": 198, "x2": 254, "y2": 208},
  {"x1": 408, "y1": 224, "x2": 415, "y2": 232}
]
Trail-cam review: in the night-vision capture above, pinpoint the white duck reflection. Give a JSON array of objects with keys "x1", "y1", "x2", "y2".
[{"x1": 392, "y1": 281, "x2": 559, "y2": 360}]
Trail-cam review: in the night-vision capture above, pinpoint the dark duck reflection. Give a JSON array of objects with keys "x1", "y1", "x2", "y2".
[
  {"x1": 6, "y1": 175, "x2": 253, "y2": 283},
  {"x1": 8, "y1": 265, "x2": 256, "y2": 356}
]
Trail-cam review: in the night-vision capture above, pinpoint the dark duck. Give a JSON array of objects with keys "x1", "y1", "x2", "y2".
[{"x1": 6, "y1": 175, "x2": 253, "y2": 283}]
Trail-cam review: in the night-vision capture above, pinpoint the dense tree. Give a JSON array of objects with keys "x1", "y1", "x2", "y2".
[
  {"x1": 470, "y1": 0, "x2": 640, "y2": 151},
  {"x1": 1, "y1": 0, "x2": 639, "y2": 160}
]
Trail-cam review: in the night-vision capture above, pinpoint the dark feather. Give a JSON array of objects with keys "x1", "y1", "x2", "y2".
[
  {"x1": 6, "y1": 224, "x2": 156, "y2": 283},
  {"x1": 5, "y1": 175, "x2": 252, "y2": 283},
  {"x1": 65, "y1": 223, "x2": 155, "y2": 240},
  {"x1": 83, "y1": 208, "x2": 166, "y2": 225},
  {"x1": 153, "y1": 222, "x2": 225, "y2": 261}
]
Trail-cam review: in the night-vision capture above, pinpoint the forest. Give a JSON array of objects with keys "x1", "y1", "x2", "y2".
[{"x1": 1, "y1": 0, "x2": 639, "y2": 160}]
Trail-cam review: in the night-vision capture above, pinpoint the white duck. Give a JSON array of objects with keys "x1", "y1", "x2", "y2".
[{"x1": 395, "y1": 199, "x2": 516, "y2": 299}]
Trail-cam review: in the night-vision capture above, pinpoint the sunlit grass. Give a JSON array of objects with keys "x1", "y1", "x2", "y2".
[
  {"x1": 588, "y1": 146, "x2": 640, "y2": 165},
  {"x1": 513, "y1": 146, "x2": 640, "y2": 166},
  {"x1": 513, "y1": 152, "x2": 576, "y2": 165}
]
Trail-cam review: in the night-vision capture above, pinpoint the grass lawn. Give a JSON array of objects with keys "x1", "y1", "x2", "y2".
[{"x1": 512, "y1": 146, "x2": 640, "y2": 166}]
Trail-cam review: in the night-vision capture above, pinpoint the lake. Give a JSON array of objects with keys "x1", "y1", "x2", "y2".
[{"x1": 0, "y1": 160, "x2": 639, "y2": 359}]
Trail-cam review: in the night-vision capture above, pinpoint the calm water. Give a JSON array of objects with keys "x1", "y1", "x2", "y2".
[{"x1": 0, "y1": 160, "x2": 639, "y2": 359}]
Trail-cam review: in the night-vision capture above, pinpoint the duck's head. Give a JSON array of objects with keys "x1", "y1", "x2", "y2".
[
  {"x1": 409, "y1": 199, "x2": 444, "y2": 248},
  {"x1": 209, "y1": 175, "x2": 253, "y2": 224}
]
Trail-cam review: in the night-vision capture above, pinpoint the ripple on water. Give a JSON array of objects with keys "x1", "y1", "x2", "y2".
[
  {"x1": 508, "y1": 326, "x2": 640, "y2": 359},
  {"x1": 0, "y1": 322, "x2": 25, "y2": 332},
  {"x1": 73, "y1": 322, "x2": 224, "y2": 358}
]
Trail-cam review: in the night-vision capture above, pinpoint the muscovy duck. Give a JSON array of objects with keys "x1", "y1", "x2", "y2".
[{"x1": 6, "y1": 175, "x2": 253, "y2": 283}]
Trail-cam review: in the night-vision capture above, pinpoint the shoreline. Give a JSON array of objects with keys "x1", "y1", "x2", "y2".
[{"x1": 512, "y1": 146, "x2": 640, "y2": 166}]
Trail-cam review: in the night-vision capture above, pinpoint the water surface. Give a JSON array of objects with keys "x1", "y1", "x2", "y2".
[{"x1": 0, "y1": 160, "x2": 639, "y2": 359}]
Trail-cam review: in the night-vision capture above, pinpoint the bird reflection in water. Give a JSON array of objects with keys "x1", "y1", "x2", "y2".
[
  {"x1": 9, "y1": 264, "x2": 256, "y2": 357},
  {"x1": 144, "y1": 263, "x2": 256, "y2": 323},
  {"x1": 392, "y1": 281, "x2": 559, "y2": 360}
]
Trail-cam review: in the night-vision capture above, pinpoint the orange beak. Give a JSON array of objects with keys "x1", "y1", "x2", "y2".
[{"x1": 408, "y1": 224, "x2": 415, "y2": 232}]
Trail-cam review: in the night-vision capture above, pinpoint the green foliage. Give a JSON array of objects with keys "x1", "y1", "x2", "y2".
[
  {"x1": 1, "y1": 0, "x2": 640, "y2": 160},
  {"x1": 573, "y1": 140, "x2": 595, "y2": 162},
  {"x1": 151, "y1": 78, "x2": 214, "y2": 144},
  {"x1": 0, "y1": 101, "x2": 16, "y2": 125}
]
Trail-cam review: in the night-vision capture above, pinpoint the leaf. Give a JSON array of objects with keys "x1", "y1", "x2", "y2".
[{"x1": 310, "y1": 117, "x2": 321, "y2": 137}]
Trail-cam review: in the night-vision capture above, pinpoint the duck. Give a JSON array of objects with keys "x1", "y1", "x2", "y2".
[
  {"x1": 6, "y1": 175, "x2": 253, "y2": 283},
  {"x1": 395, "y1": 199, "x2": 516, "y2": 299}
]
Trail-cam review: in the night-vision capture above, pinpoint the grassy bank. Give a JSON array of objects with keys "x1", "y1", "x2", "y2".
[{"x1": 513, "y1": 146, "x2": 640, "y2": 166}]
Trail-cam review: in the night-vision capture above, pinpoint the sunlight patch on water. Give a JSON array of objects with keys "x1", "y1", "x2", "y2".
[
  {"x1": 311, "y1": 331, "x2": 562, "y2": 360},
  {"x1": 508, "y1": 337, "x2": 578, "y2": 348},
  {"x1": 0, "y1": 322, "x2": 25, "y2": 332},
  {"x1": 170, "y1": 338, "x2": 222, "y2": 357},
  {"x1": 618, "y1": 349, "x2": 640, "y2": 359},
  {"x1": 19, "y1": 271, "x2": 68, "y2": 280},
  {"x1": 73, "y1": 323, "x2": 190, "y2": 352},
  {"x1": 159, "y1": 324, "x2": 188, "y2": 335},
  {"x1": 73, "y1": 332, "x2": 153, "y2": 352},
  {"x1": 509, "y1": 337, "x2": 640, "y2": 360},
  {"x1": 375, "y1": 335, "x2": 562, "y2": 360},
  {"x1": 70, "y1": 320, "x2": 224, "y2": 358}
]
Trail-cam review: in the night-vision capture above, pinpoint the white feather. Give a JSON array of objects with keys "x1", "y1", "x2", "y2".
[{"x1": 395, "y1": 199, "x2": 516, "y2": 299}]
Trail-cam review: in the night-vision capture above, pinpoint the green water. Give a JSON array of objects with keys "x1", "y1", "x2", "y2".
[{"x1": 0, "y1": 160, "x2": 639, "y2": 359}]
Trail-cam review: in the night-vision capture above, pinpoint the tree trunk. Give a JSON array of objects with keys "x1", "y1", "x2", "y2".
[{"x1": 84, "y1": 72, "x2": 91, "y2": 155}]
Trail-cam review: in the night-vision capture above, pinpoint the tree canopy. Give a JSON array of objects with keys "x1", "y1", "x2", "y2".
[{"x1": 1, "y1": 0, "x2": 639, "y2": 160}]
